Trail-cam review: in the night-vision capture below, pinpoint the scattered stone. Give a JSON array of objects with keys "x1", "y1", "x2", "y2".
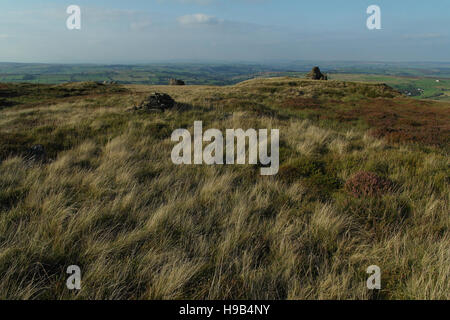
[
  {"x1": 305, "y1": 67, "x2": 328, "y2": 80},
  {"x1": 140, "y1": 93, "x2": 175, "y2": 111},
  {"x1": 128, "y1": 93, "x2": 176, "y2": 112},
  {"x1": 169, "y1": 78, "x2": 185, "y2": 86},
  {"x1": 28, "y1": 144, "x2": 47, "y2": 162}
]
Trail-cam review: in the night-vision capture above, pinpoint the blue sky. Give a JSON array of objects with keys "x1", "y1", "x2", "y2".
[{"x1": 0, "y1": 0, "x2": 449, "y2": 63}]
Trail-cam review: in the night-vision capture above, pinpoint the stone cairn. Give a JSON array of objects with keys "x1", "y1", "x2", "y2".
[
  {"x1": 169, "y1": 78, "x2": 185, "y2": 86},
  {"x1": 305, "y1": 67, "x2": 328, "y2": 80}
]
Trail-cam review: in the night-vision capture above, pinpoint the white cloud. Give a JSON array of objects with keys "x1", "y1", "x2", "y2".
[
  {"x1": 402, "y1": 33, "x2": 443, "y2": 40},
  {"x1": 177, "y1": 13, "x2": 221, "y2": 25}
]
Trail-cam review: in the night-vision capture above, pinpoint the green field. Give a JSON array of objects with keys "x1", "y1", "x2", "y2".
[
  {"x1": 329, "y1": 74, "x2": 450, "y2": 101},
  {"x1": 0, "y1": 63, "x2": 274, "y2": 86},
  {"x1": 1, "y1": 62, "x2": 450, "y2": 101}
]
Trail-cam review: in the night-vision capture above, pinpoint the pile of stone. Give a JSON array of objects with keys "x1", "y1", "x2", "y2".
[
  {"x1": 169, "y1": 78, "x2": 185, "y2": 86},
  {"x1": 127, "y1": 92, "x2": 176, "y2": 112},
  {"x1": 305, "y1": 67, "x2": 328, "y2": 80}
]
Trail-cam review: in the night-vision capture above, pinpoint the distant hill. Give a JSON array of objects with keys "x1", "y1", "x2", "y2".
[{"x1": 1, "y1": 62, "x2": 449, "y2": 101}]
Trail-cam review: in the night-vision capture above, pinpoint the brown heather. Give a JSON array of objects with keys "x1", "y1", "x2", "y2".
[{"x1": 345, "y1": 171, "x2": 394, "y2": 198}]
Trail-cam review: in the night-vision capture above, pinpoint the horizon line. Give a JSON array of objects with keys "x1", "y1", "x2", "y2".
[{"x1": 1, "y1": 60, "x2": 450, "y2": 66}]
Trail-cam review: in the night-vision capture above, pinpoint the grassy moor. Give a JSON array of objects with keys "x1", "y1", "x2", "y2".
[{"x1": 0, "y1": 78, "x2": 448, "y2": 299}]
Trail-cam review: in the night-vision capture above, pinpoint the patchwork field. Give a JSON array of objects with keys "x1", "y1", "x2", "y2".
[
  {"x1": 1, "y1": 62, "x2": 449, "y2": 102},
  {"x1": 329, "y1": 74, "x2": 450, "y2": 101},
  {"x1": 0, "y1": 78, "x2": 448, "y2": 299}
]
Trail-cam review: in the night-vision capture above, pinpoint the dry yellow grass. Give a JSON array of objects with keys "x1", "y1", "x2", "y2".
[{"x1": 0, "y1": 78, "x2": 448, "y2": 299}]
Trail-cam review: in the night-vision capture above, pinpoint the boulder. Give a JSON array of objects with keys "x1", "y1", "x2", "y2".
[
  {"x1": 305, "y1": 67, "x2": 328, "y2": 80},
  {"x1": 169, "y1": 78, "x2": 185, "y2": 86}
]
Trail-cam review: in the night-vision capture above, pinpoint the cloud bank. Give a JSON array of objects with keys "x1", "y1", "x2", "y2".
[{"x1": 177, "y1": 13, "x2": 222, "y2": 25}]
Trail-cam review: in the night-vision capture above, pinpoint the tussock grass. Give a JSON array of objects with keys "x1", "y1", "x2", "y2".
[{"x1": 0, "y1": 78, "x2": 448, "y2": 299}]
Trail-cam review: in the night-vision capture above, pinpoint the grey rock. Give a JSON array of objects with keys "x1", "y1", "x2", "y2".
[{"x1": 28, "y1": 144, "x2": 47, "y2": 162}]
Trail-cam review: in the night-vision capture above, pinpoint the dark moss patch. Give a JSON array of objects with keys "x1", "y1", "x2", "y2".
[
  {"x1": 304, "y1": 173, "x2": 342, "y2": 201},
  {"x1": 135, "y1": 167, "x2": 160, "y2": 183},
  {"x1": 0, "y1": 187, "x2": 28, "y2": 211},
  {"x1": 278, "y1": 157, "x2": 326, "y2": 182},
  {"x1": 144, "y1": 121, "x2": 173, "y2": 140}
]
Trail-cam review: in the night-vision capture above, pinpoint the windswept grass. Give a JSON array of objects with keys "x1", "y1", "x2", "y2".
[{"x1": 0, "y1": 78, "x2": 448, "y2": 299}]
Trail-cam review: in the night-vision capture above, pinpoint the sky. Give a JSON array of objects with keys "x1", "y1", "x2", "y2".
[{"x1": 0, "y1": 0, "x2": 449, "y2": 63}]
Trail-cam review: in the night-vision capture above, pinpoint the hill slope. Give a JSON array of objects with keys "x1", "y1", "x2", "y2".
[{"x1": 0, "y1": 78, "x2": 448, "y2": 299}]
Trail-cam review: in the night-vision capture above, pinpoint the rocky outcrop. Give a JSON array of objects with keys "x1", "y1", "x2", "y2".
[{"x1": 305, "y1": 67, "x2": 328, "y2": 80}]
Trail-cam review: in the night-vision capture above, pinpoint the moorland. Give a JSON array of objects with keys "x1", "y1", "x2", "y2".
[{"x1": 0, "y1": 76, "x2": 448, "y2": 299}]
